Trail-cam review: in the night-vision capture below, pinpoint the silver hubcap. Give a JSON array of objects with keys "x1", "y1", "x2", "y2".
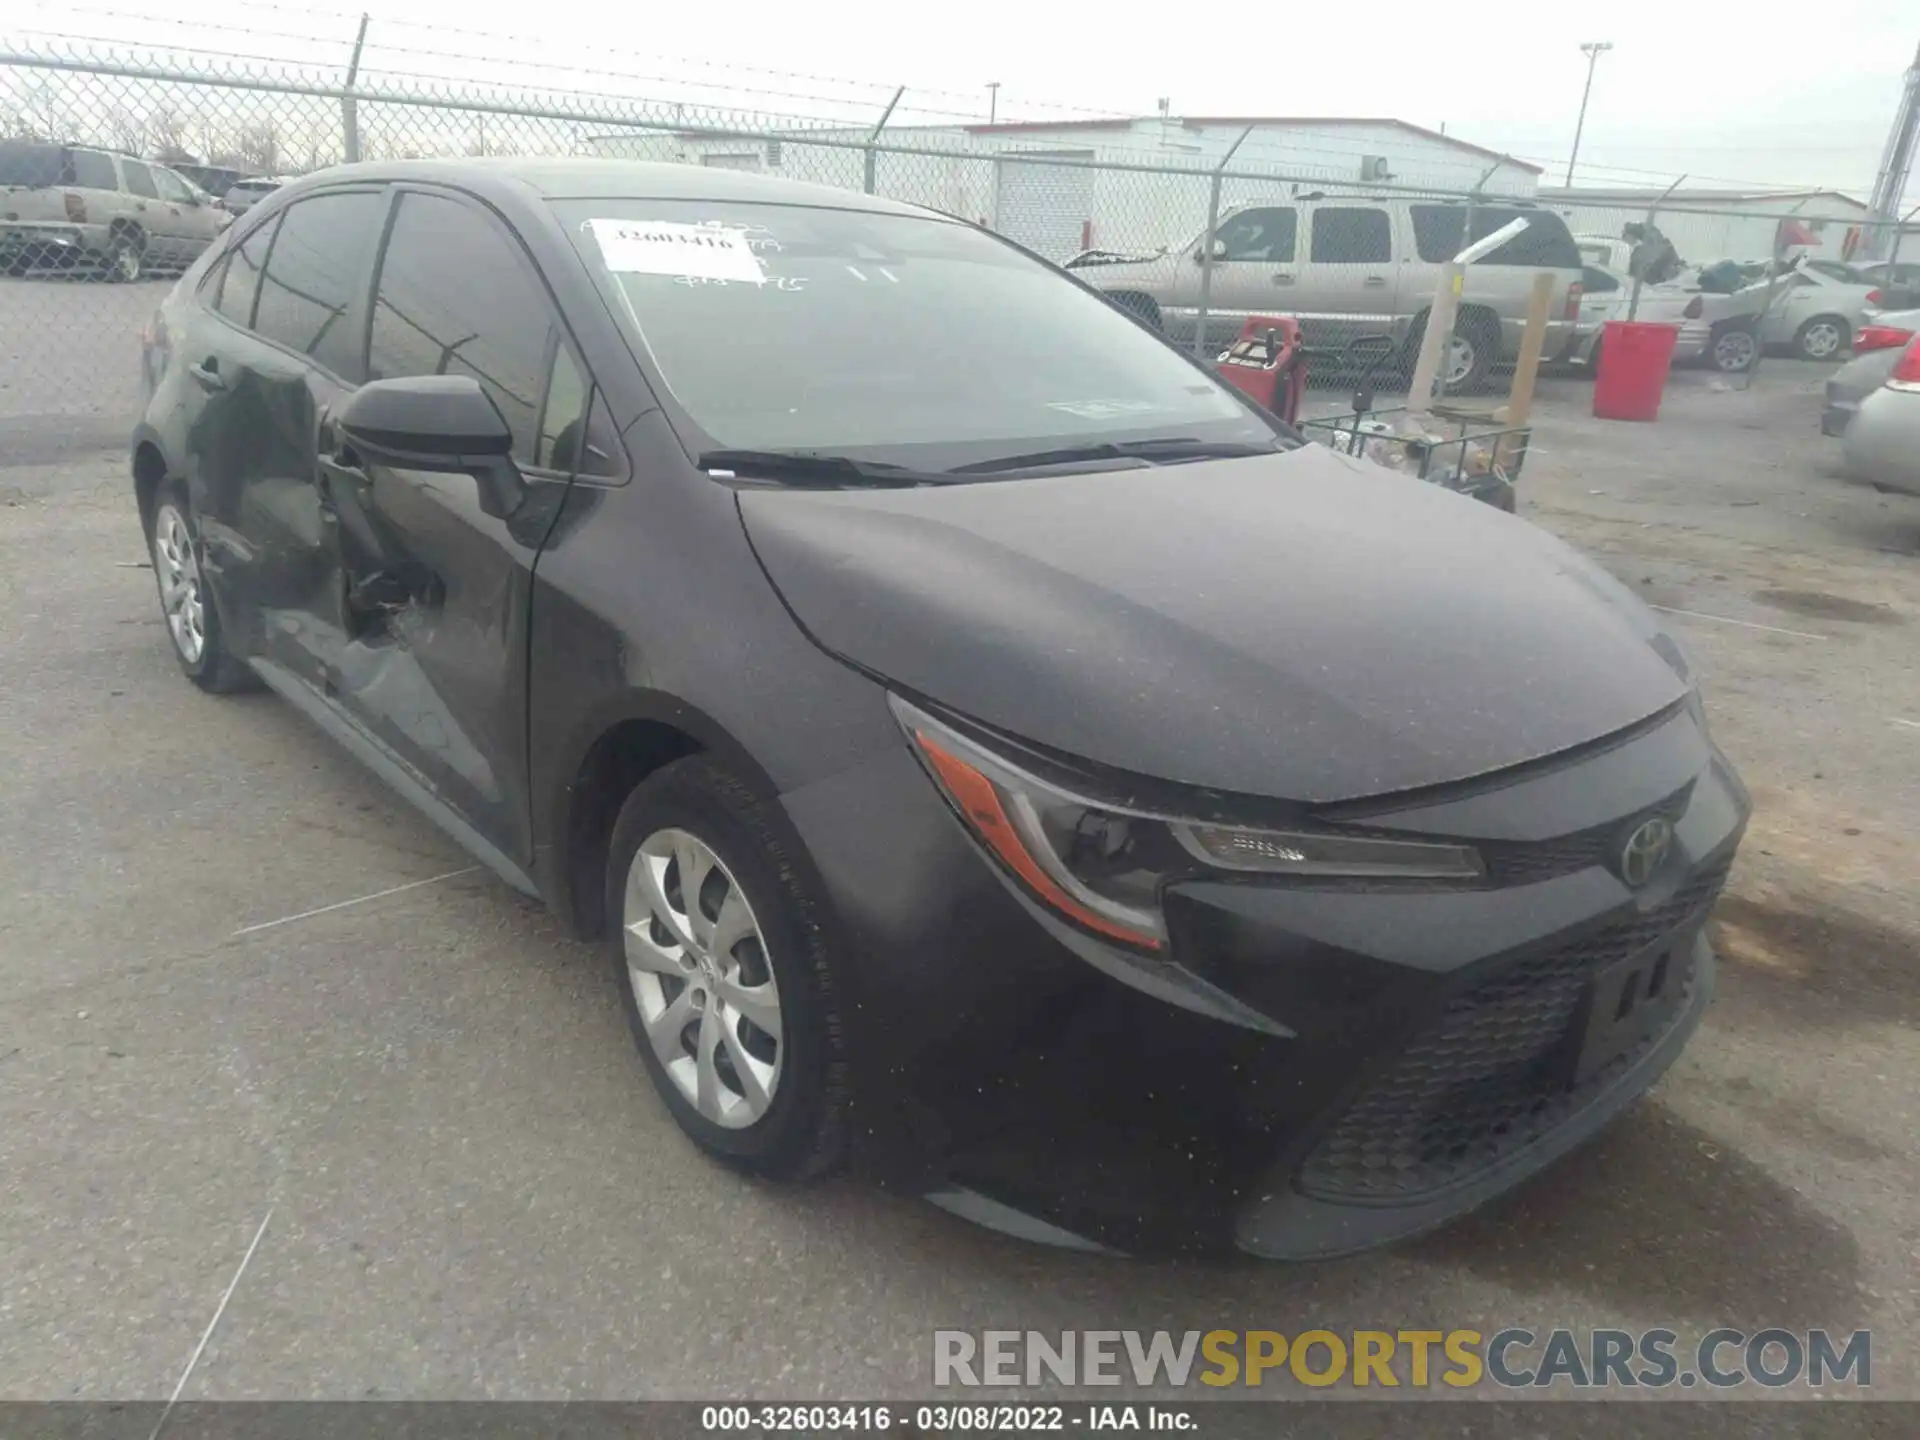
[
  {"x1": 1444, "y1": 333, "x2": 1476, "y2": 386},
  {"x1": 116, "y1": 242, "x2": 139, "y2": 280},
  {"x1": 1717, "y1": 332, "x2": 1755, "y2": 370},
  {"x1": 1803, "y1": 323, "x2": 1841, "y2": 358},
  {"x1": 623, "y1": 828, "x2": 782, "y2": 1129},
  {"x1": 152, "y1": 503, "x2": 205, "y2": 664}
]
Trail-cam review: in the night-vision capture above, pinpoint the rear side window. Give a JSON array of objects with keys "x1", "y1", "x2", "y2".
[
  {"x1": 252, "y1": 190, "x2": 385, "y2": 378},
  {"x1": 216, "y1": 216, "x2": 278, "y2": 328},
  {"x1": 1411, "y1": 205, "x2": 1581, "y2": 267},
  {"x1": 70, "y1": 150, "x2": 118, "y2": 190},
  {"x1": 368, "y1": 191, "x2": 556, "y2": 460},
  {"x1": 121, "y1": 160, "x2": 159, "y2": 200},
  {"x1": 1310, "y1": 207, "x2": 1392, "y2": 264}
]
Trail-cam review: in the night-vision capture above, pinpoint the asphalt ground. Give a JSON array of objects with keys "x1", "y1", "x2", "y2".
[{"x1": 1, "y1": 355, "x2": 1916, "y2": 1428}]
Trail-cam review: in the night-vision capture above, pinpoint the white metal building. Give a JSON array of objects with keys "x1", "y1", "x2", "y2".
[
  {"x1": 1537, "y1": 188, "x2": 1878, "y2": 266},
  {"x1": 586, "y1": 115, "x2": 1541, "y2": 261}
]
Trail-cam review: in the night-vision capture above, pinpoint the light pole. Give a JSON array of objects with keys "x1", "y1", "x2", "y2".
[
  {"x1": 986, "y1": 82, "x2": 1000, "y2": 124},
  {"x1": 1566, "y1": 41, "x2": 1613, "y2": 187}
]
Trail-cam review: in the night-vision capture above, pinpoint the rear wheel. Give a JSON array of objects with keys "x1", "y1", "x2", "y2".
[
  {"x1": 1709, "y1": 321, "x2": 1759, "y2": 374},
  {"x1": 1406, "y1": 307, "x2": 1497, "y2": 392},
  {"x1": 147, "y1": 482, "x2": 257, "y2": 692},
  {"x1": 1108, "y1": 291, "x2": 1162, "y2": 331},
  {"x1": 606, "y1": 757, "x2": 849, "y2": 1180}
]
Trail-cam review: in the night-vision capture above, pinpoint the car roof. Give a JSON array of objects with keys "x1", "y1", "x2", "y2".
[{"x1": 271, "y1": 157, "x2": 938, "y2": 219}]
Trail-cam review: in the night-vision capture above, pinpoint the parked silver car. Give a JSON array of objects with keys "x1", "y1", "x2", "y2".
[
  {"x1": 1758, "y1": 267, "x2": 1886, "y2": 360},
  {"x1": 222, "y1": 175, "x2": 286, "y2": 215},
  {"x1": 1819, "y1": 308, "x2": 1919, "y2": 435},
  {"x1": 1069, "y1": 197, "x2": 1583, "y2": 390},
  {"x1": 1842, "y1": 338, "x2": 1920, "y2": 495},
  {"x1": 0, "y1": 139, "x2": 228, "y2": 280}
]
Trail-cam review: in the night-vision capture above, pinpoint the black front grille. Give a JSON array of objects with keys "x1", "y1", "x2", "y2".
[
  {"x1": 1295, "y1": 859, "x2": 1730, "y2": 1203},
  {"x1": 1479, "y1": 786, "x2": 1694, "y2": 886}
]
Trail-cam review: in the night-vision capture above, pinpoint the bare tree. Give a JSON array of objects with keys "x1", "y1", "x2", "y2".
[
  {"x1": 148, "y1": 105, "x2": 195, "y2": 165},
  {"x1": 234, "y1": 119, "x2": 280, "y2": 174},
  {"x1": 105, "y1": 104, "x2": 146, "y2": 155}
]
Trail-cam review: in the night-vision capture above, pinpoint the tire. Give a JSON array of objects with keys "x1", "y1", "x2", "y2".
[
  {"x1": 1405, "y1": 307, "x2": 1496, "y2": 393},
  {"x1": 605, "y1": 755, "x2": 849, "y2": 1181},
  {"x1": 1708, "y1": 321, "x2": 1759, "y2": 374},
  {"x1": 1108, "y1": 291, "x2": 1162, "y2": 331},
  {"x1": 1794, "y1": 315, "x2": 1848, "y2": 361},
  {"x1": 102, "y1": 229, "x2": 144, "y2": 284},
  {"x1": 147, "y1": 482, "x2": 258, "y2": 693}
]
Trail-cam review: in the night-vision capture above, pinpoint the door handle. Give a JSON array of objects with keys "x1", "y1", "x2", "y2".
[
  {"x1": 1364, "y1": 275, "x2": 1389, "y2": 287},
  {"x1": 187, "y1": 359, "x2": 225, "y2": 392},
  {"x1": 1271, "y1": 272, "x2": 1295, "y2": 286}
]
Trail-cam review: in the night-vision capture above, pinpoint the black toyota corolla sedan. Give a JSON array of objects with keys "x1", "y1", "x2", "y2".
[{"x1": 132, "y1": 159, "x2": 1748, "y2": 1259}]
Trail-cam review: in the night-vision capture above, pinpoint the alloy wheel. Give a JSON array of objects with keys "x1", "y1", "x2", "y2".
[
  {"x1": 1443, "y1": 333, "x2": 1476, "y2": 388},
  {"x1": 1800, "y1": 321, "x2": 1843, "y2": 359},
  {"x1": 1714, "y1": 329, "x2": 1757, "y2": 372},
  {"x1": 152, "y1": 503, "x2": 206, "y2": 665},
  {"x1": 623, "y1": 827, "x2": 782, "y2": 1129},
  {"x1": 113, "y1": 238, "x2": 142, "y2": 282}
]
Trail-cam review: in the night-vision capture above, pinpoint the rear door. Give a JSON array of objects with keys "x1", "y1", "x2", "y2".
[
  {"x1": 326, "y1": 185, "x2": 620, "y2": 867},
  {"x1": 185, "y1": 188, "x2": 388, "y2": 685},
  {"x1": 1297, "y1": 201, "x2": 1399, "y2": 349}
]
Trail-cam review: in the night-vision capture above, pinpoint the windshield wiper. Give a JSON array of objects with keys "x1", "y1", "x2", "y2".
[
  {"x1": 946, "y1": 437, "x2": 1282, "y2": 476},
  {"x1": 697, "y1": 449, "x2": 947, "y2": 489}
]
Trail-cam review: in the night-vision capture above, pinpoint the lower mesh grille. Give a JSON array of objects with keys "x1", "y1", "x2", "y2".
[{"x1": 1296, "y1": 860, "x2": 1730, "y2": 1202}]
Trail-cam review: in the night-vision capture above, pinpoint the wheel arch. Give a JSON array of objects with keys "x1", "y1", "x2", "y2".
[
  {"x1": 131, "y1": 429, "x2": 170, "y2": 536},
  {"x1": 547, "y1": 691, "x2": 784, "y2": 941}
]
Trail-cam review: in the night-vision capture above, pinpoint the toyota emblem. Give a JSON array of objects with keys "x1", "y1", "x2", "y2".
[{"x1": 1618, "y1": 817, "x2": 1675, "y2": 888}]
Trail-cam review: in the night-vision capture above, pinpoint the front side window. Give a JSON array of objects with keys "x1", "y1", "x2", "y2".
[
  {"x1": 253, "y1": 190, "x2": 384, "y2": 378},
  {"x1": 536, "y1": 346, "x2": 621, "y2": 477},
  {"x1": 216, "y1": 215, "x2": 278, "y2": 328},
  {"x1": 369, "y1": 191, "x2": 555, "y2": 460},
  {"x1": 1214, "y1": 207, "x2": 1296, "y2": 263},
  {"x1": 153, "y1": 168, "x2": 196, "y2": 204},
  {"x1": 121, "y1": 160, "x2": 159, "y2": 200},
  {"x1": 558, "y1": 199, "x2": 1273, "y2": 468},
  {"x1": 69, "y1": 150, "x2": 117, "y2": 190}
]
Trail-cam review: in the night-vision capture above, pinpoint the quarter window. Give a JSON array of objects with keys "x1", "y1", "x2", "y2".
[
  {"x1": 368, "y1": 191, "x2": 555, "y2": 460},
  {"x1": 252, "y1": 190, "x2": 384, "y2": 378}
]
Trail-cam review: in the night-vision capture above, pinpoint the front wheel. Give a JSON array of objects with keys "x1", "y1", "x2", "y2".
[
  {"x1": 147, "y1": 483, "x2": 257, "y2": 692},
  {"x1": 606, "y1": 757, "x2": 849, "y2": 1180},
  {"x1": 1794, "y1": 315, "x2": 1848, "y2": 361},
  {"x1": 103, "y1": 231, "x2": 144, "y2": 283}
]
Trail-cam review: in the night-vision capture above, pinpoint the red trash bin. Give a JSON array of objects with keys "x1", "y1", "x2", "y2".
[{"x1": 1592, "y1": 320, "x2": 1680, "y2": 421}]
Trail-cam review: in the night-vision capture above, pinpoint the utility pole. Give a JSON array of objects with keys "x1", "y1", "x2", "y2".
[
  {"x1": 1565, "y1": 41, "x2": 1613, "y2": 188},
  {"x1": 986, "y1": 82, "x2": 1000, "y2": 124}
]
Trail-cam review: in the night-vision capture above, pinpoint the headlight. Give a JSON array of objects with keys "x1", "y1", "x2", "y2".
[{"x1": 891, "y1": 698, "x2": 1483, "y2": 954}]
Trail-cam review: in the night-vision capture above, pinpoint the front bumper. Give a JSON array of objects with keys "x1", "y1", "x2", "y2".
[{"x1": 782, "y1": 700, "x2": 1748, "y2": 1259}]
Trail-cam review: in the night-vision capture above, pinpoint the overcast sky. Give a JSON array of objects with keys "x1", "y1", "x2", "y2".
[{"x1": 13, "y1": 0, "x2": 1919, "y2": 200}]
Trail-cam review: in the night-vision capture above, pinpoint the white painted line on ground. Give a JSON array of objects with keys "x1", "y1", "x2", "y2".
[
  {"x1": 150, "y1": 1207, "x2": 274, "y2": 1440},
  {"x1": 1893, "y1": 718, "x2": 1920, "y2": 731},
  {"x1": 231, "y1": 866, "x2": 479, "y2": 937},
  {"x1": 1647, "y1": 604, "x2": 1827, "y2": 641}
]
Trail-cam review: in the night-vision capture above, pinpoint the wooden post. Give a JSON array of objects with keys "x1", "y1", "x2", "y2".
[
  {"x1": 1496, "y1": 271, "x2": 1556, "y2": 471},
  {"x1": 1406, "y1": 262, "x2": 1462, "y2": 415}
]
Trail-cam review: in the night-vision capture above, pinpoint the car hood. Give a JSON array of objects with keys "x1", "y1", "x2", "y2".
[{"x1": 737, "y1": 448, "x2": 1688, "y2": 803}]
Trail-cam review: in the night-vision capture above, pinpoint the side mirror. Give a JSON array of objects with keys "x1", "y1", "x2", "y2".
[
  {"x1": 336, "y1": 375, "x2": 526, "y2": 520},
  {"x1": 1196, "y1": 237, "x2": 1227, "y2": 263}
]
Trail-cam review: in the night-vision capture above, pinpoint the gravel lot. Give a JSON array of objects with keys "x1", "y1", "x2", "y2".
[{"x1": 1, "y1": 354, "x2": 1916, "y2": 1426}]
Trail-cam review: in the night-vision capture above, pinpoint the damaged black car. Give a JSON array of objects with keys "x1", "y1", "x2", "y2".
[{"x1": 132, "y1": 159, "x2": 1748, "y2": 1259}]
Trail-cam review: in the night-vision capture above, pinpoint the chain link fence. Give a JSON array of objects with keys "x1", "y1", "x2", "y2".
[{"x1": 2, "y1": 37, "x2": 1903, "y2": 455}]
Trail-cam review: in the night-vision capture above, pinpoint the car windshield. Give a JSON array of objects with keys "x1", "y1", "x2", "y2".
[{"x1": 555, "y1": 197, "x2": 1279, "y2": 471}]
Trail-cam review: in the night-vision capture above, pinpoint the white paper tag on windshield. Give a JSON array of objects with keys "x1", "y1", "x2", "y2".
[{"x1": 587, "y1": 218, "x2": 765, "y2": 283}]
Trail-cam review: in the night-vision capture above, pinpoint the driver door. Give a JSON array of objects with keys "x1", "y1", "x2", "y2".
[
  {"x1": 324, "y1": 186, "x2": 621, "y2": 872},
  {"x1": 1169, "y1": 205, "x2": 1297, "y2": 350}
]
